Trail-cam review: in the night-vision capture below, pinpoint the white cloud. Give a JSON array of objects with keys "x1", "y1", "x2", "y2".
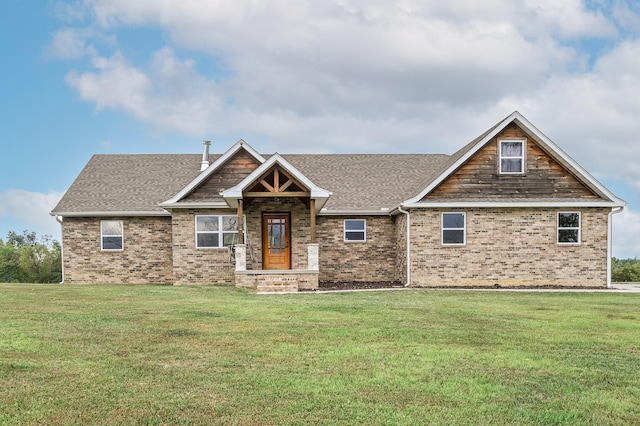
[
  {"x1": 0, "y1": 190, "x2": 63, "y2": 239},
  {"x1": 613, "y1": 207, "x2": 640, "y2": 258}
]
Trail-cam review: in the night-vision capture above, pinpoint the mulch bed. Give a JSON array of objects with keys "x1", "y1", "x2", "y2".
[{"x1": 313, "y1": 282, "x2": 606, "y2": 291}]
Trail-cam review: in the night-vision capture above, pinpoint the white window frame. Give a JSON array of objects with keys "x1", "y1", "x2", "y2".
[
  {"x1": 100, "y1": 220, "x2": 124, "y2": 251},
  {"x1": 195, "y1": 215, "x2": 245, "y2": 249},
  {"x1": 442, "y1": 212, "x2": 466, "y2": 246},
  {"x1": 499, "y1": 139, "x2": 525, "y2": 175},
  {"x1": 344, "y1": 219, "x2": 366, "y2": 242},
  {"x1": 557, "y1": 211, "x2": 581, "y2": 245}
]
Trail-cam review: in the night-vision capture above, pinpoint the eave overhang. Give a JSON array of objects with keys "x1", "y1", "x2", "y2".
[
  {"x1": 402, "y1": 200, "x2": 626, "y2": 209},
  {"x1": 50, "y1": 210, "x2": 171, "y2": 217},
  {"x1": 157, "y1": 201, "x2": 230, "y2": 210}
]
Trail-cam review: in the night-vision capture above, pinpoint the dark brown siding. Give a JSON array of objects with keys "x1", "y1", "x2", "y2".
[
  {"x1": 184, "y1": 150, "x2": 260, "y2": 200},
  {"x1": 425, "y1": 123, "x2": 599, "y2": 200}
]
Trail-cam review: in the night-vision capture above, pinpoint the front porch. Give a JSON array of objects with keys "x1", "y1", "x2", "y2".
[{"x1": 233, "y1": 243, "x2": 319, "y2": 292}]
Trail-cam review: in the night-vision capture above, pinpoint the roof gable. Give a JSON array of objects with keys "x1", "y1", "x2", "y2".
[
  {"x1": 161, "y1": 140, "x2": 265, "y2": 206},
  {"x1": 222, "y1": 154, "x2": 332, "y2": 213},
  {"x1": 404, "y1": 111, "x2": 626, "y2": 207}
]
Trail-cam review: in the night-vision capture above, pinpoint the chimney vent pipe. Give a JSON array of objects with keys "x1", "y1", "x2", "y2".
[{"x1": 201, "y1": 140, "x2": 211, "y2": 171}]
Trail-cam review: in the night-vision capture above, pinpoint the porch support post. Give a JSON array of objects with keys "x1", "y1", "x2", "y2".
[
  {"x1": 307, "y1": 243, "x2": 319, "y2": 271},
  {"x1": 310, "y1": 198, "x2": 316, "y2": 243},
  {"x1": 237, "y1": 198, "x2": 244, "y2": 244},
  {"x1": 235, "y1": 245, "x2": 247, "y2": 272}
]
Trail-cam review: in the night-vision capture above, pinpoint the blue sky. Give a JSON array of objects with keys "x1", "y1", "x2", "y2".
[{"x1": 1, "y1": 0, "x2": 639, "y2": 258}]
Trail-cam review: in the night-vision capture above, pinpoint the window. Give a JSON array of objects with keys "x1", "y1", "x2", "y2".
[
  {"x1": 442, "y1": 213, "x2": 465, "y2": 245},
  {"x1": 196, "y1": 215, "x2": 242, "y2": 248},
  {"x1": 344, "y1": 219, "x2": 366, "y2": 241},
  {"x1": 101, "y1": 220, "x2": 123, "y2": 251},
  {"x1": 499, "y1": 140, "x2": 525, "y2": 174},
  {"x1": 558, "y1": 212, "x2": 581, "y2": 244}
]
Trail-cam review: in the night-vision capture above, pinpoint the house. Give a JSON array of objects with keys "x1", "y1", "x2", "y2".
[{"x1": 50, "y1": 112, "x2": 626, "y2": 290}]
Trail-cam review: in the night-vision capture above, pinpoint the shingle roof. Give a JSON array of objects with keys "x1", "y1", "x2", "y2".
[
  {"x1": 51, "y1": 152, "x2": 451, "y2": 214},
  {"x1": 52, "y1": 154, "x2": 214, "y2": 214}
]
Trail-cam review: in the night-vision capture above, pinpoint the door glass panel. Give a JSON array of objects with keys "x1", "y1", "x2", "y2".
[{"x1": 269, "y1": 219, "x2": 284, "y2": 253}]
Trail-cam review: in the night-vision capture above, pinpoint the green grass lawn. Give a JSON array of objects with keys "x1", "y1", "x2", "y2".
[{"x1": 1, "y1": 284, "x2": 639, "y2": 425}]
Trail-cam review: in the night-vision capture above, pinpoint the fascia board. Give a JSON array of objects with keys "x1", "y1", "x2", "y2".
[
  {"x1": 162, "y1": 140, "x2": 266, "y2": 205},
  {"x1": 50, "y1": 211, "x2": 171, "y2": 217},
  {"x1": 318, "y1": 209, "x2": 392, "y2": 216},
  {"x1": 158, "y1": 201, "x2": 231, "y2": 209},
  {"x1": 403, "y1": 112, "x2": 518, "y2": 205},
  {"x1": 404, "y1": 200, "x2": 625, "y2": 208}
]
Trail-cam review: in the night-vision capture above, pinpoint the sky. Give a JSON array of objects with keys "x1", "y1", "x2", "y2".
[{"x1": 0, "y1": 0, "x2": 639, "y2": 258}]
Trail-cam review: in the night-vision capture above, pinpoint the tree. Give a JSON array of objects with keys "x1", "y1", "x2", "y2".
[
  {"x1": 611, "y1": 257, "x2": 640, "y2": 283},
  {"x1": 0, "y1": 230, "x2": 62, "y2": 283}
]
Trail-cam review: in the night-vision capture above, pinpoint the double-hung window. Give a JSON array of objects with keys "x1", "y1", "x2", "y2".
[
  {"x1": 344, "y1": 219, "x2": 366, "y2": 242},
  {"x1": 101, "y1": 220, "x2": 123, "y2": 251},
  {"x1": 442, "y1": 213, "x2": 466, "y2": 245},
  {"x1": 196, "y1": 215, "x2": 242, "y2": 248},
  {"x1": 499, "y1": 140, "x2": 525, "y2": 174},
  {"x1": 558, "y1": 212, "x2": 581, "y2": 244}
]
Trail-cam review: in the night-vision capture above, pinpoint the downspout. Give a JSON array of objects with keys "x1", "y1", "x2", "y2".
[
  {"x1": 607, "y1": 206, "x2": 624, "y2": 288},
  {"x1": 397, "y1": 205, "x2": 411, "y2": 287},
  {"x1": 55, "y1": 215, "x2": 64, "y2": 284}
]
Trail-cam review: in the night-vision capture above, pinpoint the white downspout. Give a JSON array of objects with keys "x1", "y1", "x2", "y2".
[
  {"x1": 55, "y1": 215, "x2": 64, "y2": 284},
  {"x1": 397, "y1": 205, "x2": 411, "y2": 287},
  {"x1": 607, "y1": 206, "x2": 624, "y2": 288}
]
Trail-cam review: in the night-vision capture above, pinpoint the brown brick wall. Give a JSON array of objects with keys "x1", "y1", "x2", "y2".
[
  {"x1": 62, "y1": 216, "x2": 173, "y2": 284},
  {"x1": 316, "y1": 215, "x2": 400, "y2": 284},
  {"x1": 409, "y1": 207, "x2": 609, "y2": 287},
  {"x1": 171, "y1": 209, "x2": 236, "y2": 285}
]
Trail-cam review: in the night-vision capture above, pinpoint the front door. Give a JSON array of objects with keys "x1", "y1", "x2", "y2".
[{"x1": 262, "y1": 213, "x2": 291, "y2": 270}]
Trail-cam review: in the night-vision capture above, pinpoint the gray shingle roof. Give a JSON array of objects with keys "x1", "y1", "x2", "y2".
[
  {"x1": 52, "y1": 154, "x2": 214, "y2": 214},
  {"x1": 51, "y1": 152, "x2": 451, "y2": 214}
]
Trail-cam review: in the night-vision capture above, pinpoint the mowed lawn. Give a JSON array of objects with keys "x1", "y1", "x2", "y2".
[{"x1": 1, "y1": 285, "x2": 639, "y2": 425}]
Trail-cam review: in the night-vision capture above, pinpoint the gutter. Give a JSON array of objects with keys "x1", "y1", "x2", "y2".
[
  {"x1": 55, "y1": 215, "x2": 64, "y2": 284},
  {"x1": 396, "y1": 205, "x2": 411, "y2": 287},
  {"x1": 607, "y1": 206, "x2": 625, "y2": 288}
]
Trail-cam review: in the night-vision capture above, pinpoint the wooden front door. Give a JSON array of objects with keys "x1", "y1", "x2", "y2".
[{"x1": 262, "y1": 214, "x2": 291, "y2": 270}]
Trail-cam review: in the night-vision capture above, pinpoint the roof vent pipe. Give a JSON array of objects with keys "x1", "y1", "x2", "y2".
[{"x1": 201, "y1": 140, "x2": 211, "y2": 171}]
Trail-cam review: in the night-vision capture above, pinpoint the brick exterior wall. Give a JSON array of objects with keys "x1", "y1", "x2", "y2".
[
  {"x1": 316, "y1": 215, "x2": 400, "y2": 284},
  {"x1": 409, "y1": 207, "x2": 609, "y2": 287},
  {"x1": 62, "y1": 216, "x2": 173, "y2": 284},
  {"x1": 171, "y1": 209, "x2": 236, "y2": 285}
]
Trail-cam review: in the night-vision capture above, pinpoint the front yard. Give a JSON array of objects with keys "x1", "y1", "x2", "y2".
[{"x1": 1, "y1": 284, "x2": 639, "y2": 425}]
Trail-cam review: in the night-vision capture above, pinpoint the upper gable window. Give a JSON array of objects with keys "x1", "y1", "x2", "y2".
[
  {"x1": 499, "y1": 140, "x2": 525, "y2": 174},
  {"x1": 344, "y1": 219, "x2": 366, "y2": 242},
  {"x1": 101, "y1": 220, "x2": 123, "y2": 251}
]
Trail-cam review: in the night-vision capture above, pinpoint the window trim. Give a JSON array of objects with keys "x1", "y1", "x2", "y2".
[
  {"x1": 442, "y1": 212, "x2": 466, "y2": 246},
  {"x1": 344, "y1": 219, "x2": 366, "y2": 242},
  {"x1": 557, "y1": 211, "x2": 581, "y2": 245},
  {"x1": 195, "y1": 215, "x2": 245, "y2": 249},
  {"x1": 100, "y1": 220, "x2": 124, "y2": 251},
  {"x1": 499, "y1": 139, "x2": 526, "y2": 175}
]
